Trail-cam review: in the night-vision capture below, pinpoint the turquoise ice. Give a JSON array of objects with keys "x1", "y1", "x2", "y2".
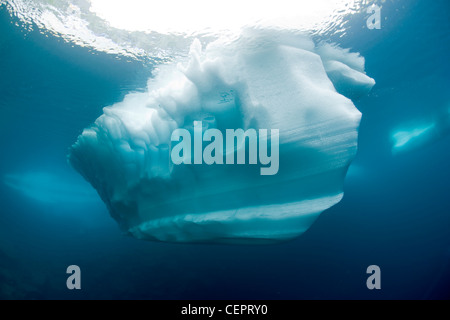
[{"x1": 69, "y1": 29, "x2": 375, "y2": 244}]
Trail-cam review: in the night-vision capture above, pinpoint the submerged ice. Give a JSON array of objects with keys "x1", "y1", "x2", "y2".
[
  {"x1": 69, "y1": 29, "x2": 375, "y2": 244},
  {"x1": 3, "y1": 171, "x2": 99, "y2": 204},
  {"x1": 170, "y1": 121, "x2": 280, "y2": 176},
  {"x1": 392, "y1": 107, "x2": 450, "y2": 154}
]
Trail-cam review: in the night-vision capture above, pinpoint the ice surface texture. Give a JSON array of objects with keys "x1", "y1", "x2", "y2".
[{"x1": 69, "y1": 29, "x2": 375, "y2": 244}]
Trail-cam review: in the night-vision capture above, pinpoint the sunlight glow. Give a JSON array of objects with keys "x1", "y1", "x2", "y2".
[
  {"x1": 89, "y1": 0, "x2": 359, "y2": 34},
  {"x1": 5, "y1": 0, "x2": 363, "y2": 61}
]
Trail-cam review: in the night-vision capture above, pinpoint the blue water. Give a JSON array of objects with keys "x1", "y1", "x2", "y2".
[{"x1": 1, "y1": 0, "x2": 450, "y2": 299}]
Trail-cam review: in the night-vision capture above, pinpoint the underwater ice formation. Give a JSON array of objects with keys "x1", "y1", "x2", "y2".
[
  {"x1": 392, "y1": 107, "x2": 450, "y2": 154},
  {"x1": 69, "y1": 29, "x2": 375, "y2": 244},
  {"x1": 3, "y1": 172, "x2": 99, "y2": 204}
]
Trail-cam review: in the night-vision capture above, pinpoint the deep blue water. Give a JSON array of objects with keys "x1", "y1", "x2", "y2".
[{"x1": 1, "y1": 0, "x2": 450, "y2": 300}]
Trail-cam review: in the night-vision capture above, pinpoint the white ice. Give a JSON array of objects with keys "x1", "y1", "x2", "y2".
[{"x1": 69, "y1": 29, "x2": 375, "y2": 244}]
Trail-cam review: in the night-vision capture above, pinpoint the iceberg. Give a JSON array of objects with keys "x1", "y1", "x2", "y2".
[
  {"x1": 392, "y1": 107, "x2": 450, "y2": 154},
  {"x1": 317, "y1": 43, "x2": 375, "y2": 100},
  {"x1": 69, "y1": 29, "x2": 375, "y2": 244},
  {"x1": 392, "y1": 123, "x2": 437, "y2": 153}
]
